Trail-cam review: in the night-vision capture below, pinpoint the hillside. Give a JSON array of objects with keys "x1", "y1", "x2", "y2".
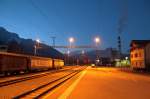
[{"x1": 0, "y1": 27, "x2": 63, "y2": 59}]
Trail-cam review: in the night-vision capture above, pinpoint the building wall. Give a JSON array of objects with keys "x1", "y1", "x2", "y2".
[
  {"x1": 145, "y1": 43, "x2": 150, "y2": 69},
  {"x1": 130, "y1": 48, "x2": 145, "y2": 69}
]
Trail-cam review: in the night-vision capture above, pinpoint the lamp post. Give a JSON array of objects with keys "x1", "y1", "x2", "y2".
[
  {"x1": 94, "y1": 37, "x2": 100, "y2": 66},
  {"x1": 94, "y1": 37, "x2": 100, "y2": 47},
  {"x1": 34, "y1": 39, "x2": 40, "y2": 56},
  {"x1": 125, "y1": 56, "x2": 128, "y2": 66},
  {"x1": 67, "y1": 50, "x2": 70, "y2": 65},
  {"x1": 68, "y1": 37, "x2": 75, "y2": 65},
  {"x1": 81, "y1": 50, "x2": 85, "y2": 65},
  {"x1": 68, "y1": 37, "x2": 75, "y2": 48}
]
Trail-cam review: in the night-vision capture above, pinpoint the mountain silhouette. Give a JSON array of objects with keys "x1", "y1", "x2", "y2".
[{"x1": 0, "y1": 27, "x2": 63, "y2": 59}]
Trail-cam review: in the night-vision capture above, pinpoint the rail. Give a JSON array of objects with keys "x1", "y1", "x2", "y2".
[
  {"x1": 13, "y1": 68, "x2": 85, "y2": 99},
  {"x1": 0, "y1": 67, "x2": 75, "y2": 87}
]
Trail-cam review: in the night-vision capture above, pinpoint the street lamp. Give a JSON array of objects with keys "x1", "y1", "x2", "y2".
[
  {"x1": 34, "y1": 38, "x2": 40, "y2": 56},
  {"x1": 94, "y1": 37, "x2": 100, "y2": 46},
  {"x1": 68, "y1": 37, "x2": 75, "y2": 65},
  {"x1": 68, "y1": 37, "x2": 75, "y2": 48},
  {"x1": 36, "y1": 39, "x2": 40, "y2": 43},
  {"x1": 94, "y1": 37, "x2": 100, "y2": 66},
  {"x1": 125, "y1": 56, "x2": 129, "y2": 66},
  {"x1": 67, "y1": 50, "x2": 70, "y2": 65}
]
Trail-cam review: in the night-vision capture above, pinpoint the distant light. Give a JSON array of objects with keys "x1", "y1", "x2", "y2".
[
  {"x1": 91, "y1": 64, "x2": 95, "y2": 66},
  {"x1": 96, "y1": 59, "x2": 100, "y2": 62},
  {"x1": 67, "y1": 50, "x2": 70, "y2": 54},
  {"x1": 82, "y1": 50, "x2": 85, "y2": 54},
  {"x1": 69, "y1": 37, "x2": 75, "y2": 43},
  {"x1": 125, "y1": 57, "x2": 128, "y2": 60}
]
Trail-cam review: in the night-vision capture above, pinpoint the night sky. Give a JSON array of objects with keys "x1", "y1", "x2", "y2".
[{"x1": 0, "y1": 0, "x2": 150, "y2": 53}]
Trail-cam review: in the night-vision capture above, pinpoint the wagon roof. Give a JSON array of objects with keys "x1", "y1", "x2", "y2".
[{"x1": 0, "y1": 52, "x2": 52, "y2": 59}]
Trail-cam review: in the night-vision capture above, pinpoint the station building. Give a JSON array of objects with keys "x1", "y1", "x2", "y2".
[{"x1": 130, "y1": 40, "x2": 150, "y2": 70}]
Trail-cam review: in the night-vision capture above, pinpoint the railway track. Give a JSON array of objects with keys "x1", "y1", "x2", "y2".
[
  {"x1": 0, "y1": 67, "x2": 75, "y2": 87},
  {"x1": 13, "y1": 68, "x2": 85, "y2": 99}
]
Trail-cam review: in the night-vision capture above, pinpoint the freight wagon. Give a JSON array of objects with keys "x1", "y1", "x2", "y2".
[
  {"x1": 53, "y1": 59, "x2": 64, "y2": 69},
  {"x1": 28, "y1": 56, "x2": 53, "y2": 71},
  {"x1": 0, "y1": 52, "x2": 64, "y2": 75}
]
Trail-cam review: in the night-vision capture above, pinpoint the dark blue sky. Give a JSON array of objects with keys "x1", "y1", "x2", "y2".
[{"x1": 0, "y1": 0, "x2": 150, "y2": 53}]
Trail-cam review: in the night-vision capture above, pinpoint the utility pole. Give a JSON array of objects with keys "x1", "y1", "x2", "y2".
[{"x1": 51, "y1": 36, "x2": 56, "y2": 48}]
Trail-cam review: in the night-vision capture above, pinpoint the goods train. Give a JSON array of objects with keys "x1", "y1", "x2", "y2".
[{"x1": 0, "y1": 52, "x2": 64, "y2": 75}]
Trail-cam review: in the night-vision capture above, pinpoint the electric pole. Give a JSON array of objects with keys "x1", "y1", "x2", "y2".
[{"x1": 51, "y1": 36, "x2": 56, "y2": 48}]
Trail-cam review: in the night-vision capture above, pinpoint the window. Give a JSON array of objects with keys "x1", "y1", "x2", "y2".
[
  {"x1": 136, "y1": 62, "x2": 138, "y2": 66},
  {"x1": 139, "y1": 52, "x2": 142, "y2": 57},
  {"x1": 135, "y1": 53, "x2": 138, "y2": 58},
  {"x1": 140, "y1": 62, "x2": 142, "y2": 66},
  {"x1": 131, "y1": 54, "x2": 133, "y2": 58}
]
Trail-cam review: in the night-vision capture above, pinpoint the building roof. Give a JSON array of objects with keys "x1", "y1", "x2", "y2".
[
  {"x1": 130, "y1": 40, "x2": 150, "y2": 51},
  {"x1": 130, "y1": 40, "x2": 150, "y2": 46}
]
